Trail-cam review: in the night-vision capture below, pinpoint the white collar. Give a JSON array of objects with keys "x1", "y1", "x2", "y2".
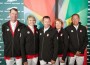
[
  {"x1": 44, "y1": 26, "x2": 50, "y2": 30},
  {"x1": 10, "y1": 21, "x2": 17, "y2": 25},
  {"x1": 73, "y1": 24, "x2": 79, "y2": 27},
  {"x1": 73, "y1": 25, "x2": 79, "y2": 30},
  {"x1": 44, "y1": 26, "x2": 50, "y2": 33},
  {"x1": 28, "y1": 25, "x2": 34, "y2": 29},
  {"x1": 57, "y1": 28, "x2": 61, "y2": 33}
]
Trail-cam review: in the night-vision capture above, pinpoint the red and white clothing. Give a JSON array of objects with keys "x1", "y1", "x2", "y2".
[
  {"x1": 2, "y1": 20, "x2": 25, "y2": 65},
  {"x1": 65, "y1": 23, "x2": 88, "y2": 65},
  {"x1": 10, "y1": 21, "x2": 17, "y2": 32},
  {"x1": 20, "y1": 25, "x2": 39, "y2": 65}
]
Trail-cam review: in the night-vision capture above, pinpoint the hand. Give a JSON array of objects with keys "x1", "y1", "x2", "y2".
[
  {"x1": 76, "y1": 51, "x2": 81, "y2": 56},
  {"x1": 51, "y1": 60, "x2": 55, "y2": 64},
  {"x1": 60, "y1": 59, "x2": 65, "y2": 63},
  {"x1": 24, "y1": 62, "x2": 28, "y2": 65}
]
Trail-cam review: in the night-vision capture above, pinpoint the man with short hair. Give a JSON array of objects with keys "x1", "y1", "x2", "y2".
[
  {"x1": 39, "y1": 16, "x2": 58, "y2": 65},
  {"x1": 65, "y1": 14, "x2": 88, "y2": 65},
  {"x1": 2, "y1": 8, "x2": 25, "y2": 65}
]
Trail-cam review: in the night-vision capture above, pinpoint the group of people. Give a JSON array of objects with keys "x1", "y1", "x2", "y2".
[{"x1": 2, "y1": 8, "x2": 88, "y2": 65}]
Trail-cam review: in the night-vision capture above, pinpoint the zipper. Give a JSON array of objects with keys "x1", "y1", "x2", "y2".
[
  {"x1": 8, "y1": 25, "x2": 14, "y2": 57},
  {"x1": 34, "y1": 34, "x2": 35, "y2": 54},
  {"x1": 76, "y1": 31, "x2": 80, "y2": 47},
  {"x1": 41, "y1": 36, "x2": 44, "y2": 59},
  {"x1": 12, "y1": 38, "x2": 14, "y2": 57},
  {"x1": 9, "y1": 27, "x2": 14, "y2": 57}
]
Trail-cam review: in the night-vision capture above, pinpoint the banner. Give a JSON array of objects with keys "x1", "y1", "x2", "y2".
[{"x1": 24, "y1": 0, "x2": 55, "y2": 29}]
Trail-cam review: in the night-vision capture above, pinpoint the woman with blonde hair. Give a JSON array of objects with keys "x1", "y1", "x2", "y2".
[{"x1": 20, "y1": 15, "x2": 39, "y2": 65}]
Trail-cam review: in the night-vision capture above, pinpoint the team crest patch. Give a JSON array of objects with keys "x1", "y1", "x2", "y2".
[
  {"x1": 18, "y1": 28, "x2": 20, "y2": 31},
  {"x1": 40, "y1": 33, "x2": 42, "y2": 35},
  {"x1": 27, "y1": 31, "x2": 30, "y2": 34},
  {"x1": 71, "y1": 30, "x2": 73, "y2": 32},
  {"x1": 7, "y1": 29, "x2": 9, "y2": 31},
  {"x1": 47, "y1": 34, "x2": 49, "y2": 37},
  {"x1": 60, "y1": 33, "x2": 63, "y2": 36},
  {"x1": 80, "y1": 30, "x2": 82, "y2": 32}
]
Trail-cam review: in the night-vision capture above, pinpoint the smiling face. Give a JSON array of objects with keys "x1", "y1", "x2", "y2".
[
  {"x1": 27, "y1": 17, "x2": 36, "y2": 26},
  {"x1": 43, "y1": 18, "x2": 51, "y2": 28},
  {"x1": 71, "y1": 15, "x2": 80, "y2": 26},
  {"x1": 55, "y1": 21, "x2": 62, "y2": 29},
  {"x1": 9, "y1": 9, "x2": 18, "y2": 22}
]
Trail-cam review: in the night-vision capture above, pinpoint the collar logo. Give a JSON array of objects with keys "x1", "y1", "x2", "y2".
[
  {"x1": 27, "y1": 31, "x2": 30, "y2": 34},
  {"x1": 71, "y1": 30, "x2": 73, "y2": 32},
  {"x1": 7, "y1": 28, "x2": 9, "y2": 31},
  {"x1": 60, "y1": 33, "x2": 63, "y2": 36},
  {"x1": 18, "y1": 28, "x2": 20, "y2": 31},
  {"x1": 40, "y1": 33, "x2": 42, "y2": 35},
  {"x1": 80, "y1": 30, "x2": 82, "y2": 32},
  {"x1": 47, "y1": 34, "x2": 49, "y2": 37}
]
